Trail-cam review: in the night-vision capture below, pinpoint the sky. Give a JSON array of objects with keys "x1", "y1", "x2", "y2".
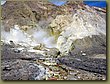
[
  {"x1": 48, "y1": 0, "x2": 106, "y2": 8},
  {"x1": 1, "y1": 0, "x2": 106, "y2": 8}
]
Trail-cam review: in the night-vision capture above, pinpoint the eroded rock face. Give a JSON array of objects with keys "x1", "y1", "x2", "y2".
[
  {"x1": 2, "y1": 1, "x2": 106, "y2": 54},
  {"x1": 56, "y1": 7, "x2": 106, "y2": 54},
  {"x1": 1, "y1": 1, "x2": 37, "y2": 32},
  {"x1": 1, "y1": 1, "x2": 79, "y2": 31},
  {"x1": 1, "y1": 1, "x2": 106, "y2": 80}
]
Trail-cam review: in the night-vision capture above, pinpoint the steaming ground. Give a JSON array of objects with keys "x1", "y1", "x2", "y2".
[
  {"x1": 1, "y1": 25, "x2": 56, "y2": 48},
  {"x1": 1, "y1": 1, "x2": 106, "y2": 80}
]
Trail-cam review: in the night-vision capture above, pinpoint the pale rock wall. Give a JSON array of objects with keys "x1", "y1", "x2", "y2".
[{"x1": 56, "y1": 7, "x2": 106, "y2": 54}]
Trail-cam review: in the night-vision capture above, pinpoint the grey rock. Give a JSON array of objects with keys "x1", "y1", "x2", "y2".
[{"x1": 58, "y1": 54, "x2": 106, "y2": 75}]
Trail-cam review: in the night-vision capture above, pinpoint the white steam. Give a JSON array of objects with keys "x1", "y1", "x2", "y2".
[
  {"x1": 1, "y1": 1, "x2": 6, "y2": 5},
  {"x1": 1, "y1": 25, "x2": 56, "y2": 48},
  {"x1": 33, "y1": 30, "x2": 56, "y2": 48}
]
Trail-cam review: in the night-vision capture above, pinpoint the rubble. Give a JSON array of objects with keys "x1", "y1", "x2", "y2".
[{"x1": 1, "y1": 1, "x2": 106, "y2": 80}]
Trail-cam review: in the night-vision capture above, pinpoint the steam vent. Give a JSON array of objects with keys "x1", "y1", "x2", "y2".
[{"x1": 1, "y1": 1, "x2": 106, "y2": 80}]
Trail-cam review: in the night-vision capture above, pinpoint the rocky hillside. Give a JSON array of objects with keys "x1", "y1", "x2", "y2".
[{"x1": 1, "y1": 1, "x2": 106, "y2": 80}]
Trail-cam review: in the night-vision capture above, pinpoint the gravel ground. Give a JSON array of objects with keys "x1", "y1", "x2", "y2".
[{"x1": 1, "y1": 43, "x2": 106, "y2": 80}]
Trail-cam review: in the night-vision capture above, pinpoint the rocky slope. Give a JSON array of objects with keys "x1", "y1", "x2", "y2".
[{"x1": 1, "y1": 1, "x2": 106, "y2": 80}]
